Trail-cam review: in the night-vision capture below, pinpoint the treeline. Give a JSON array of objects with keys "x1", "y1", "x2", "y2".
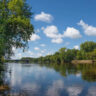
[{"x1": 21, "y1": 41, "x2": 96, "y2": 64}]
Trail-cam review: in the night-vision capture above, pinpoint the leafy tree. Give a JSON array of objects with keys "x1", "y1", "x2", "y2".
[
  {"x1": 64, "y1": 49, "x2": 76, "y2": 62},
  {"x1": 59, "y1": 47, "x2": 67, "y2": 63},
  {"x1": 80, "y1": 41, "x2": 96, "y2": 52},
  {"x1": 0, "y1": 0, "x2": 34, "y2": 62}
]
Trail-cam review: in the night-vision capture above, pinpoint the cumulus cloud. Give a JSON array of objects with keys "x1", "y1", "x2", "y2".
[
  {"x1": 63, "y1": 27, "x2": 82, "y2": 39},
  {"x1": 42, "y1": 25, "x2": 63, "y2": 44},
  {"x1": 34, "y1": 12, "x2": 53, "y2": 23},
  {"x1": 52, "y1": 38, "x2": 63, "y2": 44},
  {"x1": 74, "y1": 45, "x2": 79, "y2": 50},
  {"x1": 34, "y1": 47, "x2": 40, "y2": 51},
  {"x1": 40, "y1": 44, "x2": 46, "y2": 47},
  {"x1": 78, "y1": 20, "x2": 96, "y2": 36},
  {"x1": 30, "y1": 34, "x2": 40, "y2": 41},
  {"x1": 43, "y1": 25, "x2": 59, "y2": 38}
]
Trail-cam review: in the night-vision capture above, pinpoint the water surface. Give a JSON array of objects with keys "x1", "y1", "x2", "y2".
[{"x1": 1, "y1": 63, "x2": 96, "y2": 96}]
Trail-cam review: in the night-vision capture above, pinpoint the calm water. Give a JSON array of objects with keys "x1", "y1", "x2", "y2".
[{"x1": 1, "y1": 63, "x2": 96, "y2": 96}]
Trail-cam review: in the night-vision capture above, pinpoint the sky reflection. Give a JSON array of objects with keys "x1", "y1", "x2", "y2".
[{"x1": 5, "y1": 63, "x2": 96, "y2": 96}]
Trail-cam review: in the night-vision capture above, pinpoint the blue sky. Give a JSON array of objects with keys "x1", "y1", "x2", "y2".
[{"x1": 12, "y1": 0, "x2": 96, "y2": 59}]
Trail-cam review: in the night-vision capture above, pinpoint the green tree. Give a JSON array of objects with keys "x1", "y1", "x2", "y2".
[
  {"x1": 80, "y1": 41, "x2": 96, "y2": 52},
  {"x1": 59, "y1": 47, "x2": 67, "y2": 63},
  {"x1": 0, "y1": 0, "x2": 34, "y2": 62}
]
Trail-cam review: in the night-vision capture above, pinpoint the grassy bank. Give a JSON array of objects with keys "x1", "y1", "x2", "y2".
[{"x1": 71, "y1": 60, "x2": 96, "y2": 64}]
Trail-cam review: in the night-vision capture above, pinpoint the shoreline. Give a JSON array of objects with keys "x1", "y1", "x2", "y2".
[{"x1": 71, "y1": 60, "x2": 96, "y2": 64}]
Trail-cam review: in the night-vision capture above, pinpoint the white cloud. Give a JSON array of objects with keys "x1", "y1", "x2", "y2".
[
  {"x1": 40, "y1": 44, "x2": 46, "y2": 47},
  {"x1": 78, "y1": 20, "x2": 96, "y2": 36},
  {"x1": 52, "y1": 38, "x2": 63, "y2": 44},
  {"x1": 63, "y1": 27, "x2": 82, "y2": 39},
  {"x1": 34, "y1": 12, "x2": 53, "y2": 23},
  {"x1": 42, "y1": 25, "x2": 63, "y2": 44},
  {"x1": 11, "y1": 49, "x2": 35, "y2": 59},
  {"x1": 47, "y1": 51, "x2": 54, "y2": 56},
  {"x1": 43, "y1": 25, "x2": 59, "y2": 38},
  {"x1": 41, "y1": 49, "x2": 47, "y2": 54},
  {"x1": 34, "y1": 47, "x2": 40, "y2": 51},
  {"x1": 74, "y1": 45, "x2": 79, "y2": 50},
  {"x1": 37, "y1": 53, "x2": 42, "y2": 57},
  {"x1": 12, "y1": 53, "x2": 22, "y2": 59},
  {"x1": 41, "y1": 27, "x2": 45, "y2": 30},
  {"x1": 30, "y1": 34, "x2": 40, "y2": 41},
  {"x1": 41, "y1": 50, "x2": 45, "y2": 53},
  {"x1": 27, "y1": 50, "x2": 34, "y2": 55}
]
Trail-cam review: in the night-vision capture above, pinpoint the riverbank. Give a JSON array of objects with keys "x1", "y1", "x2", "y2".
[
  {"x1": 71, "y1": 60, "x2": 96, "y2": 64},
  {"x1": 0, "y1": 85, "x2": 10, "y2": 91}
]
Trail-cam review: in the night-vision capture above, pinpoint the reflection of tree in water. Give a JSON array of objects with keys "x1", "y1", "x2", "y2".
[
  {"x1": 69, "y1": 64, "x2": 96, "y2": 82},
  {"x1": 42, "y1": 63, "x2": 96, "y2": 82},
  {"x1": 0, "y1": 64, "x2": 5, "y2": 85},
  {"x1": 41, "y1": 63, "x2": 79, "y2": 77},
  {"x1": 75, "y1": 64, "x2": 96, "y2": 82},
  {"x1": 82, "y1": 65, "x2": 96, "y2": 82},
  {"x1": 0, "y1": 64, "x2": 10, "y2": 95}
]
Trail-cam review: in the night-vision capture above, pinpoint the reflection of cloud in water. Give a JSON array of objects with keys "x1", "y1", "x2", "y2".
[
  {"x1": 22, "y1": 83, "x2": 41, "y2": 91},
  {"x1": 9, "y1": 64, "x2": 55, "y2": 87},
  {"x1": 76, "y1": 73, "x2": 81, "y2": 77},
  {"x1": 87, "y1": 87, "x2": 96, "y2": 96},
  {"x1": 67, "y1": 85, "x2": 83, "y2": 96},
  {"x1": 10, "y1": 64, "x2": 22, "y2": 87},
  {"x1": 21, "y1": 83, "x2": 41, "y2": 95},
  {"x1": 46, "y1": 80, "x2": 64, "y2": 96}
]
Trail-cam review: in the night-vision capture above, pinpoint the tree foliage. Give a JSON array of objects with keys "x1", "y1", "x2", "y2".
[
  {"x1": 20, "y1": 41, "x2": 96, "y2": 64},
  {"x1": 0, "y1": 0, "x2": 34, "y2": 61},
  {"x1": 80, "y1": 41, "x2": 96, "y2": 52}
]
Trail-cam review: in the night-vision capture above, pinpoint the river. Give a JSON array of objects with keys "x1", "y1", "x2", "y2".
[{"x1": 0, "y1": 63, "x2": 96, "y2": 96}]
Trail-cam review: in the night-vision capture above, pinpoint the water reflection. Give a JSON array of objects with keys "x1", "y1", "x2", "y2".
[
  {"x1": 42, "y1": 63, "x2": 96, "y2": 82},
  {"x1": 66, "y1": 85, "x2": 83, "y2": 96},
  {"x1": 87, "y1": 86, "x2": 96, "y2": 96},
  {"x1": 0, "y1": 63, "x2": 96, "y2": 96},
  {"x1": 46, "y1": 80, "x2": 64, "y2": 96}
]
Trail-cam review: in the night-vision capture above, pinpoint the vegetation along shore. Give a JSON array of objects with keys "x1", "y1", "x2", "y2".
[{"x1": 7, "y1": 41, "x2": 96, "y2": 64}]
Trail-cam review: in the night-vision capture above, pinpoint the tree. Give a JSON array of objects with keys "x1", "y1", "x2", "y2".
[
  {"x1": 80, "y1": 41, "x2": 96, "y2": 52},
  {"x1": 64, "y1": 49, "x2": 77, "y2": 62},
  {"x1": 59, "y1": 47, "x2": 67, "y2": 63},
  {"x1": 0, "y1": 0, "x2": 34, "y2": 62}
]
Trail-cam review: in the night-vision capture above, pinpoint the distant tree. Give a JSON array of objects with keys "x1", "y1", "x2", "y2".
[
  {"x1": 0, "y1": 0, "x2": 34, "y2": 62},
  {"x1": 80, "y1": 41, "x2": 96, "y2": 52},
  {"x1": 64, "y1": 49, "x2": 77, "y2": 62},
  {"x1": 59, "y1": 48, "x2": 67, "y2": 63}
]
